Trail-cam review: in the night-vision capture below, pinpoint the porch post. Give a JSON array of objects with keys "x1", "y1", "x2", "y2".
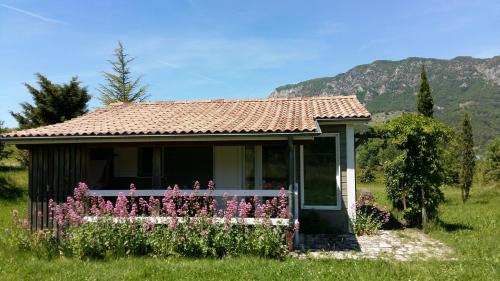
[
  {"x1": 346, "y1": 125, "x2": 356, "y2": 231},
  {"x1": 287, "y1": 137, "x2": 299, "y2": 245},
  {"x1": 287, "y1": 137, "x2": 295, "y2": 212}
]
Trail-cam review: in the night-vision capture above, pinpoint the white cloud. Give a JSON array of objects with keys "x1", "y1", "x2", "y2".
[{"x1": 0, "y1": 3, "x2": 67, "y2": 25}]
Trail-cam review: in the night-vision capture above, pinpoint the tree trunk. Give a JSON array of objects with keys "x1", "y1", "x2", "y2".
[
  {"x1": 402, "y1": 190, "x2": 407, "y2": 210},
  {"x1": 421, "y1": 186, "x2": 427, "y2": 227}
]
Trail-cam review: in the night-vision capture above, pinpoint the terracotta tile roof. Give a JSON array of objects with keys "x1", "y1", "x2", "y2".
[{"x1": 2, "y1": 96, "x2": 370, "y2": 138}]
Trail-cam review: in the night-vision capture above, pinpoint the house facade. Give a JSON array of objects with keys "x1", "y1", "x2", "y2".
[{"x1": 1, "y1": 96, "x2": 370, "y2": 236}]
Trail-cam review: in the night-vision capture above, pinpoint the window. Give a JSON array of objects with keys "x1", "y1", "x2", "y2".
[
  {"x1": 262, "y1": 145, "x2": 288, "y2": 190},
  {"x1": 301, "y1": 134, "x2": 339, "y2": 209},
  {"x1": 164, "y1": 146, "x2": 213, "y2": 189},
  {"x1": 138, "y1": 147, "x2": 153, "y2": 177}
]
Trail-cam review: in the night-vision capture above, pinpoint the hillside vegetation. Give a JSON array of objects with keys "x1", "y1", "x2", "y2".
[{"x1": 271, "y1": 56, "x2": 500, "y2": 149}]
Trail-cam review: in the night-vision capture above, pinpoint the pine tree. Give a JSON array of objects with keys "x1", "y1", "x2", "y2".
[
  {"x1": 417, "y1": 65, "x2": 434, "y2": 118},
  {"x1": 10, "y1": 73, "x2": 91, "y2": 129},
  {"x1": 460, "y1": 112, "x2": 475, "y2": 202},
  {"x1": 98, "y1": 41, "x2": 149, "y2": 105}
]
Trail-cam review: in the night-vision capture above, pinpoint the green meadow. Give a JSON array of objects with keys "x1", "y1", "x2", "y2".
[{"x1": 0, "y1": 165, "x2": 498, "y2": 281}]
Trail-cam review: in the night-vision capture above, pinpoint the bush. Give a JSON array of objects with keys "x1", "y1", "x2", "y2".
[
  {"x1": 476, "y1": 137, "x2": 500, "y2": 186},
  {"x1": 7, "y1": 210, "x2": 59, "y2": 259},
  {"x1": 9, "y1": 181, "x2": 298, "y2": 260},
  {"x1": 360, "y1": 167, "x2": 376, "y2": 183},
  {"x1": 67, "y1": 219, "x2": 149, "y2": 259},
  {"x1": 352, "y1": 191, "x2": 390, "y2": 236}
]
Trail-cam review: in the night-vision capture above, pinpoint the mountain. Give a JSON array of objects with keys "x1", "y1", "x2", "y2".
[{"x1": 270, "y1": 56, "x2": 500, "y2": 149}]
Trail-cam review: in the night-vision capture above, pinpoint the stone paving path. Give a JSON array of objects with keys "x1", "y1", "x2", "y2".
[{"x1": 294, "y1": 230, "x2": 455, "y2": 261}]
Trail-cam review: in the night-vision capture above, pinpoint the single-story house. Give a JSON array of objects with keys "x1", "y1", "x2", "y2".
[{"x1": 1, "y1": 95, "x2": 370, "y2": 236}]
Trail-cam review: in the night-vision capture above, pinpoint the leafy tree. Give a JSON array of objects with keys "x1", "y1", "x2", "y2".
[
  {"x1": 357, "y1": 138, "x2": 383, "y2": 168},
  {"x1": 360, "y1": 167, "x2": 376, "y2": 183},
  {"x1": 437, "y1": 136, "x2": 460, "y2": 186},
  {"x1": 98, "y1": 41, "x2": 149, "y2": 105},
  {"x1": 486, "y1": 137, "x2": 500, "y2": 163},
  {"x1": 416, "y1": 65, "x2": 434, "y2": 118},
  {"x1": 0, "y1": 120, "x2": 9, "y2": 160},
  {"x1": 10, "y1": 74, "x2": 90, "y2": 129},
  {"x1": 476, "y1": 137, "x2": 500, "y2": 185},
  {"x1": 379, "y1": 113, "x2": 452, "y2": 226},
  {"x1": 459, "y1": 113, "x2": 475, "y2": 202}
]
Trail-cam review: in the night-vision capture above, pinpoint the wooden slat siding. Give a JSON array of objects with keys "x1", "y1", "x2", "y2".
[
  {"x1": 70, "y1": 145, "x2": 76, "y2": 193},
  {"x1": 52, "y1": 146, "x2": 59, "y2": 229},
  {"x1": 48, "y1": 146, "x2": 53, "y2": 228},
  {"x1": 36, "y1": 146, "x2": 43, "y2": 229},
  {"x1": 31, "y1": 146, "x2": 36, "y2": 229},
  {"x1": 64, "y1": 145, "x2": 70, "y2": 201},
  {"x1": 28, "y1": 148, "x2": 33, "y2": 231},
  {"x1": 28, "y1": 144, "x2": 88, "y2": 230},
  {"x1": 58, "y1": 145, "x2": 65, "y2": 202},
  {"x1": 41, "y1": 146, "x2": 48, "y2": 229},
  {"x1": 82, "y1": 145, "x2": 88, "y2": 181}
]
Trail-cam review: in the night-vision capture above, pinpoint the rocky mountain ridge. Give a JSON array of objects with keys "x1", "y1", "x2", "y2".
[{"x1": 270, "y1": 56, "x2": 500, "y2": 148}]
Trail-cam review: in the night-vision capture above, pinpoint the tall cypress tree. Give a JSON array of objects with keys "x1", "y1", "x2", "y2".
[
  {"x1": 10, "y1": 73, "x2": 91, "y2": 129},
  {"x1": 417, "y1": 65, "x2": 434, "y2": 118},
  {"x1": 460, "y1": 112, "x2": 475, "y2": 202},
  {"x1": 98, "y1": 41, "x2": 149, "y2": 105}
]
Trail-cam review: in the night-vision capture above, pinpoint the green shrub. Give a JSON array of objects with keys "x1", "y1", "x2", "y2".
[
  {"x1": 360, "y1": 167, "x2": 376, "y2": 183},
  {"x1": 353, "y1": 209, "x2": 383, "y2": 236},
  {"x1": 8, "y1": 183, "x2": 297, "y2": 260},
  {"x1": 67, "y1": 219, "x2": 149, "y2": 259},
  {"x1": 352, "y1": 191, "x2": 390, "y2": 236},
  {"x1": 65, "y1": 218, "x2": 288, "y2": 260}
]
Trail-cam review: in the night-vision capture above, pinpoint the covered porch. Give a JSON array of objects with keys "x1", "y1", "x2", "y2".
[{"x1": 25, "y1": 124, "x2": 356, "y2": 236}]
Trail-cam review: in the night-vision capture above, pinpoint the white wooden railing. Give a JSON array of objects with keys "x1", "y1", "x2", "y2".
[
  {"x1": 87, "y1": 189, "x2": 286, "y2": 198},
  {"x1": 83, "y1": 216, "x2": 293, "y2": 226},
  {"x1": 85, "y1": 187, "x2": 299, "y2": 227}
]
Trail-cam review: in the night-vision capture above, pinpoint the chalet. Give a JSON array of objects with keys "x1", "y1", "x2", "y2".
[{"x1": 0, "y1": 95, "x2": 370, "y2": 237}]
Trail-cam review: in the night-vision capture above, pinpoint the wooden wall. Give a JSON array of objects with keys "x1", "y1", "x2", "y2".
[{"x1": 29, "y1": 144, "x2": 87, "y2": 230}]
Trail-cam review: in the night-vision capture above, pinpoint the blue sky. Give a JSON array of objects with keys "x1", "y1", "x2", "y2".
[{"x1": 1, "y1": 0, "x2": 499, "y2": 127}]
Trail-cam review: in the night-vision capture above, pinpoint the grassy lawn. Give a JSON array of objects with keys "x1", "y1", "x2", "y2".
[{"x1": 0, "y1": 168, "x2": 498, "y2": 280}]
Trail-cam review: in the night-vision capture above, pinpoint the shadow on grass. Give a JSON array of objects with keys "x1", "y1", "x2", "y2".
[
  {"x1": 382, "y1": 214, "x2": 404, "y2": 230},
  {"x1": 434, "y1": 219, "x2": 473, "y2": 232},
  {"x1": 0, "y1": 165, "x2": 27, "y2": 172},
  {"x1": 0, "y1": 177, "x2": 24, "y2": 200}
]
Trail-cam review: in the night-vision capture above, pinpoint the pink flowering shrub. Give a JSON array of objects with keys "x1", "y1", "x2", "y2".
[
  {"x1": 9, "y1": 181, "x2": 298, "y2": 259},
  {"x1": 353, "y1": 191, "x2": 390, "y2": 236}
]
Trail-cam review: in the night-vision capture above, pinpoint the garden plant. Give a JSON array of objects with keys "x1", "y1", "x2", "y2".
[{"x1": 8, "y1": 181, "x2": 298, "y2": 260}]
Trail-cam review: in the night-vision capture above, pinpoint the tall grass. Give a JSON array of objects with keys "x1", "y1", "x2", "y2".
[{"x1": 0, "y1": 167, "x2": 498, "y2": 280}]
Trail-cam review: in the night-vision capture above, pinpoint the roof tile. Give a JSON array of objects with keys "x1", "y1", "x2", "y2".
[{"x1": 2, "y1": 96, "x2": 370, "y2": 138}]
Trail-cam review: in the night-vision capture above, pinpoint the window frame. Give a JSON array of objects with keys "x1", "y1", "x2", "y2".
[{"x1": 300, "y1": 133, "x2": 341, "y2": 210}]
